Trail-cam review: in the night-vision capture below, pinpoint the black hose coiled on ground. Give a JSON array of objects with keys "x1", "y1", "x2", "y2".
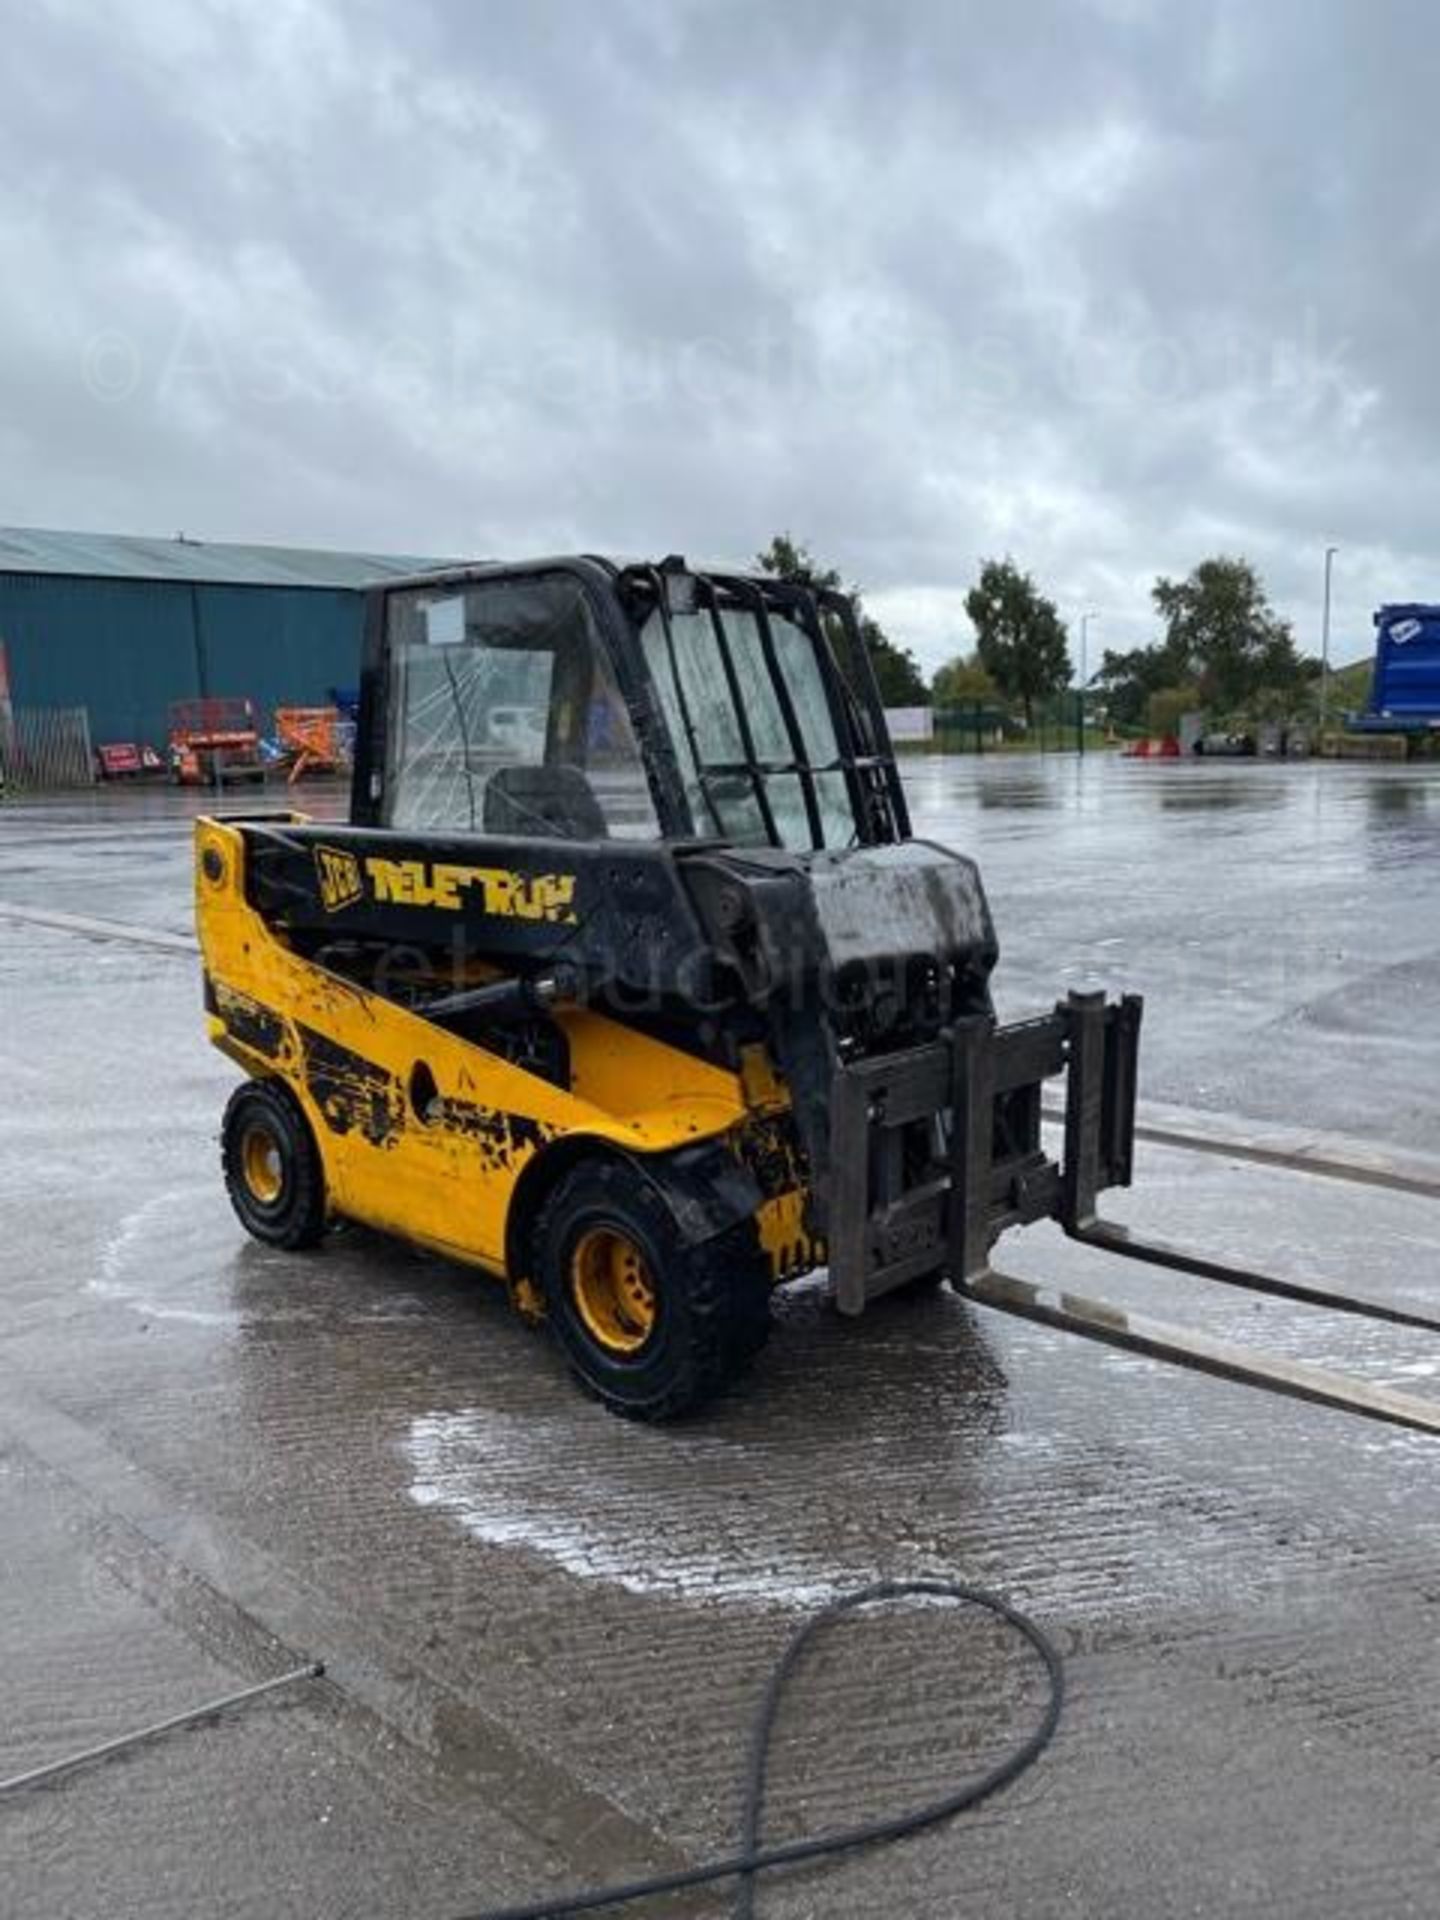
[{"x1": 459, "y1": 1579, "x2": 1064, "y2": 1920}]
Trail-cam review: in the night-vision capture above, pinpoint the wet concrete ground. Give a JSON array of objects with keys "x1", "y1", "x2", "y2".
[{"x1": 1, "y1": 757, "x2": 1437, "y2": 1918}]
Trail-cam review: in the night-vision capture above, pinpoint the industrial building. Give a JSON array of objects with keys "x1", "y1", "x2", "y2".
[{"x1": 0, "y1": 525, "x2": 447, "y2": 751}]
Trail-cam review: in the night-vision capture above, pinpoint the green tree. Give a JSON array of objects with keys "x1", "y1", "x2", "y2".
[
  {"x1": 1095, "y1": 557, "x2": 1311, "y2": 728},
  {"x1": 756, "y1": 533, "x2": 929, "y2": 706},
  {"x1": 1094, "y1": 639, "x2": 1190, "y2": 730},
  {"x1": 931, "y1": 652, "x2": 998, "y2": 706},
  {"x1": 1151, "y1": 556, "x2": 1305, "y2": 716},
  {"x1": 1146, "y1": 684, "x2": 1201, "y2": 740},
  {"x1": 963, "y1": 558, "x2": 1071, "y2": 728},
  {"x1": 757, "y1": 532, "x2": 841, "y2": 595}
]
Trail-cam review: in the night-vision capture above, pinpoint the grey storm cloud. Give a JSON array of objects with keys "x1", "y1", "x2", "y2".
[{"x1": 0, "y1": 0, "x2": 1433, "y2": 671}]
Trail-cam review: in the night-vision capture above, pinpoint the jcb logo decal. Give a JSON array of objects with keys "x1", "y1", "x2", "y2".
[
  {"x1": 365, "y1": 858, "x2": 578, "y2": 923},
  {"x1": 315, "y1": 846, "x2": 364, "y2": 912}
]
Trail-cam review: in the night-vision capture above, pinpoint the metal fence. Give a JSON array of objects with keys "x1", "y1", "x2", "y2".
[
  {"x1": 932, "y1": 693, "x2": 1093, "y2": 754},
  {"x1": 0, "y1": 705, "x2": 95, "y2": 791}
]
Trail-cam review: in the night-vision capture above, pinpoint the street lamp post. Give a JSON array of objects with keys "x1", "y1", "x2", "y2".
[
  {"x1": 1078, "y1": 612, "x2": 1097, "y2": 755},
  {"x1": 1319, "y1": 546, "x2": 1337, "y2": 741}
]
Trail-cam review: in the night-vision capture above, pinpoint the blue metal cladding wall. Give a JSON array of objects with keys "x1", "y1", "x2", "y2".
[
  {"x1": 0, "y1": 574, "x2": 199, "y2": 742},
  {"x1": 192, "y1": 584, "x2": 365, "y2": 731},
  {"x1": 0, "y1": 573, "x2": 368, "y2": 744}
]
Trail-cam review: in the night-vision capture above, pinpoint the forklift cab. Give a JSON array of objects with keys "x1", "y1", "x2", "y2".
[{"x1": 351, "y1": 558, "x2": 910, "y2": 855}]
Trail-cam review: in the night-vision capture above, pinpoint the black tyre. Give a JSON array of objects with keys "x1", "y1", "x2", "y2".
[
  {"x1": 221, "y1": 1079, "x2": 328, "y2": 1250},
  {"x1": 533, "y1": 1159, "x2": 772, "y2": 1420}
]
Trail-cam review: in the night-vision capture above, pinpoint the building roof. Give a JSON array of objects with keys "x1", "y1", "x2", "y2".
[{"x1": 0, "y1": 524, "x2": 457, "y2": 590}]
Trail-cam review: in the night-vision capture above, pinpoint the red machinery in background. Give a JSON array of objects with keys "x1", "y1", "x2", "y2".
[{"x1": 167, "y1": 698, "x2": 266, "y2": 786}]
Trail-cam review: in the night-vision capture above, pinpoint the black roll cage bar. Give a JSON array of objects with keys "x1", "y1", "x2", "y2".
[{"x1": 351, "y1": 555, "x2": 911, "y2": 848}]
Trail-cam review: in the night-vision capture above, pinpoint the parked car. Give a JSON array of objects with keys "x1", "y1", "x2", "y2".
[{"x1": 487, "y1": 705, "x2": 547, "y2": 756}]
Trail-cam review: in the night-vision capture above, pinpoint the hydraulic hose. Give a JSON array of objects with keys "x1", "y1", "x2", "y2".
[{"x1": 459, "y1": 1579, "x2": 1063, "y2": 1920}]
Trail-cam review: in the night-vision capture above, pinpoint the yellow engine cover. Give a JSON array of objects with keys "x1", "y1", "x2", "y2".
[{"x1": 195, "y1": 819, "x2": 818, "y2": 1287}]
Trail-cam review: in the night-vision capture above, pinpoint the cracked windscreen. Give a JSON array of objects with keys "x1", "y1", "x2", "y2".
[{"x1": 383, "y1": 576, "x2": 659, "y2": 840}]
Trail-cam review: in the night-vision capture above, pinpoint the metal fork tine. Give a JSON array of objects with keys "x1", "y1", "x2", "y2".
[
  {"x1": 1074, "y1": 1219, "x2": 1440, "y2": 1335},
  {"x1": 963, "y1": 1267, "x2": 1440, "y2": 1437}
]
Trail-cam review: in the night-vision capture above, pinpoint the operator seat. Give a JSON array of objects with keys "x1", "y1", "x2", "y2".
[{"x1": 483, "y1": 763, "x2": 610, "y2": 840}]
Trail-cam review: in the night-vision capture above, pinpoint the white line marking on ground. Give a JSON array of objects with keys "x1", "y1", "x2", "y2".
[{"x1": 0, "y1": 900, "x2": 197, "y2": 954}]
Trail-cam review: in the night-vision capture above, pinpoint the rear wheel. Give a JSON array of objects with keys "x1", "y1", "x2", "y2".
[
  {"x1": 533, "y1": 1160, "x2": 771, "y2": 1420},
  {"x1": 221, "y1": 1079, "x2": 328, "y2": 1250}
]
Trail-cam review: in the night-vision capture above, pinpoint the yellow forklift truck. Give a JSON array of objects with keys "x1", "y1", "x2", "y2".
[{"x1": 196, "y1": 557, "x2": 1440, "y2": 1429}]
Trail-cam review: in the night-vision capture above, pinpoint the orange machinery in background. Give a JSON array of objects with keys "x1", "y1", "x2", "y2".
[{"x1": 273, "y1": 706, "x2": 347, "y2": 783}]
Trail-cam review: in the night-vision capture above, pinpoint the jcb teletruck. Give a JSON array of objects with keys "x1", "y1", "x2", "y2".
[{"x1": 195, "y1": 558, "x2": 1440, "y2": 1428}]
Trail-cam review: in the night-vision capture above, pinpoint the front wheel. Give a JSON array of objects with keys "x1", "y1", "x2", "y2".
[
  {"x1": 532, "y1": 1159, "x2": 771, "y2": 1420},
  {"x1": 221, "y1": 1079, "x2": 328, "y2": 1250}
]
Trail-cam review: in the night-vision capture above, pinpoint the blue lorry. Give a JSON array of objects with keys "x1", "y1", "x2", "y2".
[{"x1": 1357, "y1": 605, "x2": 1440, "y2": 732}]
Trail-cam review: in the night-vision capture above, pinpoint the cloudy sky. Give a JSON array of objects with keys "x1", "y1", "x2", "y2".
[{"x1": 2, "y1": 0, "x2": 1431, "y2": 673}]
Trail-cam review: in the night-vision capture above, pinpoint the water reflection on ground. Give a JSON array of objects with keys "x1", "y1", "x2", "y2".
[{"x1": 904, "y1": 755, "x2": 1440, "y2": 1154}]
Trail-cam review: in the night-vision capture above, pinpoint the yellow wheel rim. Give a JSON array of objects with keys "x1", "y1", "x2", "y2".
[
  {"x1": 570, "y1": 1227, "x2": 658, "y2": 1356},
  {"x1": 240, "y1": 1122, "x2": 285, "y2": 1206}
]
